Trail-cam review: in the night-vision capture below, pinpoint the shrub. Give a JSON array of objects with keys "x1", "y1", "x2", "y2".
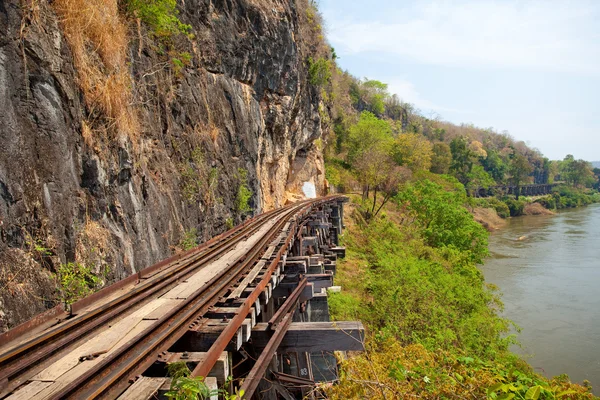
[
  {"x1": 126, "y1": 0, "x2": 191, "y2": 38},
  {"x1": 535, "y1": 195, "x2": 556, "y2": 210},
  {"x1": 55, "y1": 262, "x2": 103, "y2": 304},
  {"x1": 179, "y1": 228, "x2": 197, "y2": 251},
  {"x1": 235, "y1": 168, "x2": 252, "y2": 214},
  {"x1": 394, "y1": 179, "x2": 488, "y2": 264},
  {"x1": 503, "y1": 197, "x2": 526, "y2": 216},
  {"x1": 308, "y1": 57, "x2": 332, "y2": 87}
]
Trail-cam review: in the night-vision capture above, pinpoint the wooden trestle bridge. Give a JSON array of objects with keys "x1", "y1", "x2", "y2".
[
  {"x1": 0, "y1": 196, "x2": 361, "y2": 400},
  {"x1": 474, "y1": 183, "x2": 558, "y2": 198}
]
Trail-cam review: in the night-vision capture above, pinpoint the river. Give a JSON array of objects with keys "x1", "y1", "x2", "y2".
[{"x1": 481, "y1": 203, "x2": 600, "y2": 392}]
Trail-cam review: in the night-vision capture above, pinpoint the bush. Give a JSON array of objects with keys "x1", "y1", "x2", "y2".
[
  {"x1": 55, "y1": 262, "x2": 103, "y2": 304},
  {"x1": 535, "y1": 195, "x2": 556, "y2": 210},
  {"x1": 179, "y1": 228, "x2": 197, "y2": 251},
  {"x1": 235, "y1": 168, "x2": 252, "y2": 214},
  {"x1": 395, "y1": 179, "x2": 488, "y2": 264},
  {"x1": 551, "y1": 186, "x2": 600, "y2": 209},
  {"x1": 126, "y1": 0, "x2": 191, "y2": 38},
  {"x1": 503, "y1": 197, "x2": 526, "y2": 216},
  {"x1": 308, "y1": 57, "x2": 332, "y2": 87}
]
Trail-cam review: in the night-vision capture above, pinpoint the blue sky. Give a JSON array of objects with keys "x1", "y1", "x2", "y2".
[{"x1": 319, "y1": 0, "x2": 600, "y2": 161}]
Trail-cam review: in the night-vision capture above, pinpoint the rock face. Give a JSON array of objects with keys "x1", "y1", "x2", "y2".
[{"x1": 0, "y1": 0, "x2": 326, "y2": 331}]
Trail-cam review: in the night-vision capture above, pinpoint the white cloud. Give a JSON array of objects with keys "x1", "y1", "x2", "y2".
[
  {"x1": 385, "y1": 79, "x2": 468, "y2": 115},
  {"x1": 326, "y1": 0, "x2": 599, "y2": 75}
]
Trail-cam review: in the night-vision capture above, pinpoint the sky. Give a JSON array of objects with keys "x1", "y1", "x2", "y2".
[{"x1": 318, "y1": 0, "x2": 600, "y2": 161}]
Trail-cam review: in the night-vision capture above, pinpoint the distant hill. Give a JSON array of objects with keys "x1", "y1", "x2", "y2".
[{"x1": 592, "y1": 161, "x2": 600, "y2": 168}]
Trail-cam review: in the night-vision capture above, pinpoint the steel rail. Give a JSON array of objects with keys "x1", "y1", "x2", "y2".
[
  {"x1": 0, "y1": 206, "x2": 286, "y2": 397},
  {"x1": 235, "y1": 275, "x2": 309, "y2": 397},
  {"x1": 239, "y1": 312, "x2": 294, "y2": 398},
  {"x1": 268, "y1": 276, "x2": 307, "y2": 328},
  {"x1": 190, "y1": 197, "x2": 339, "y2": 380},
  {"x1": 46, "y1": 198, "x2": 331, "y2": 399}
]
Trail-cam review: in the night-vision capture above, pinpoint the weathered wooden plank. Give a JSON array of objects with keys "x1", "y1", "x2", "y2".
[
  {"x1": 32, "y1": 301, "x2": 164, "y2": 381},
  {"x1": 164, "y1": 219, "x2": 278, "y2": 299},
  {"x1": 226, "y1": 260, "x2": 266, "y2": 300},
  {"x1": 6, "y1": 381, "x2": 52, "y2": 400},
  {"x1": 143, "y1": 299, "x2": 181, "y2": 320},
  {"x1": 117, "y1": 377, "x2": 167, "y2": 400},
  {"x1": 251, "y1": 322, "x2": 365, "y2": 352}
]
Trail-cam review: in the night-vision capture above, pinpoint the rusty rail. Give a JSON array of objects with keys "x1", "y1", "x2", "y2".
[
  {"x1": 0, "y1": 196, "x2": 345, "y2": 399},
  {"x1": 268, "y1": 276, "x2": 307, "y2": 328},
  {"x1": 46, "y1": 198, "x2": 343, "y2": 399},
  {"x1": 0, "y1": 206, "x2": 286, "y2": 397},
  {"x1": 189, "y1": 200, "x2": 324, "y2": 379},
  {"x1": 239, "y1": 312, "x2": 294, "y2": 398}
]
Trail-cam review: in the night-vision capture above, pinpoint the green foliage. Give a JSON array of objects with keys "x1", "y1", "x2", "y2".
[
  {"x1": 180, "y1": 148, "x2": 219, "y2": 206},
  {"x1": 179, "y1": 228, "x2": 198, "y2": 250},
  {"x1": 394, "y1": 179, "x2": 489, "y2": 264},
  {"x1": 165, "y1": 362, "x2": 244, "y2": 400},
  {"x1": 326, "y1": 196, "x2": 595, "y2": 399},
  {"x1": 165, "y1": 362, "x2": 217, "y2": 400},
  {"x1": 308, "y1": 57, "x2": 332, "y2": 87},
  {"x1": 225, "y1": 217, "x2": 234, "y2": 230},
  {"x1": 547, "y1": 186, "x2": 600, "y2": 209},
  {"x1": 559, "y1": 155, "x2": 597, "y2": 187},
  {"x1": 481, "y1": 149, "x2": 507, "y2": 183},
  {"x1": 475, "y1": 198, "x2": 511, "y2": 218},
  {"x1": 508, "y1": 153, "x2": 534, "y2": 199},
  {"x1": 502, "y1": 197, "x2": 526, "y2": 217},
  {"x1": 430, "y1": 142, "x2": 452, "y2": 174},
  {"x1": 55, "y1": 262, "x2": 104, "y2": 304},
  {"x1": 467, "y1": 165, "x2": 496, "y2": 195},
  {"x1": 127, "y1": 0, "x2": 191, "y2": 38},
  {"x1": 347, "y1": 111, "x2": 393, "y2": 164},
  {"x1": 171, "y1": 51, "x2": 192, "y2": 75},
  {"x1": 235, "y1": 168, "x2": 252, "y2": 214},
  {"x1": 450, "y1": 136, "x2": 475, "y2": 186}
]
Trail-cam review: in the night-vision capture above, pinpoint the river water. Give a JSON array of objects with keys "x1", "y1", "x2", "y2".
[{"x1": 481, "y1": 203, "x2": 600, "y2": 391}]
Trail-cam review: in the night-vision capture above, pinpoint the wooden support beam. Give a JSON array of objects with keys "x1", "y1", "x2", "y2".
[
  {"x1": 117, "y1": 377, "x2": 167, "y2": 400},
  {"x1": 250, "y1": 321, "x2": 365, "y2": 352},
  {"x1": 158, "y1": 351, "x2": 230, "y2": 387},
  {"x1": 176, "y1": 321, "x2": 243, "y2": 352}
]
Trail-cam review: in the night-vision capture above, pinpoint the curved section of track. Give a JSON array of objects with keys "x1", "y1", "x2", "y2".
[{"x1": 0, "y1": 196, "x2": 345, "y2": 400}]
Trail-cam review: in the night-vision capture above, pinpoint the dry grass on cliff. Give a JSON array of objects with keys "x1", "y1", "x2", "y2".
[{"x1": 52, "y1": 0, "x2": 139, "y2": 141}]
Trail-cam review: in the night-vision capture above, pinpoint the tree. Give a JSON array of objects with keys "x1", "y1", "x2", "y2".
[
  {"x1": 593, "y1": 168, "x2": 600, "y2": 190},
  {"x1": 347, "y1": 111, "x2": 393, "y2": 165},
  {"x1": 372, "y1": 166, "x2": 412, "y2": 217},
  {"x1": 430, "y1": 142, "x2": 452, "y2": 174},
  {"x1": 354, "y1": 147, "x2": 393, "y2": 203},
  {"x1": 508, "y1": 153, "x2": 533, "y2": 200},
  {"x1": 469, "y1": 140, "x2": 487, "y2": 158},
  {"x1": 466, "y1": 165, "x2": 495, "y2": 196},
  {"x1": 559, "y1": 155, "x2": 596, "y2": 187},
  {"x1": 449, "y1": 137, "x2": 474, "y2": 187},
  {"x1": 392, "y1": 133, "x2": 433, "y2": 172},
  {"x1": 480, "y1": 149, "x2": 506, "y2": 183}
]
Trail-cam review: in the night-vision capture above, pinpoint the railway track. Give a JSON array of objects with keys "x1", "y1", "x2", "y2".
[{"x1": 0, "y1": 196, "x2": 348, "y2": 400}]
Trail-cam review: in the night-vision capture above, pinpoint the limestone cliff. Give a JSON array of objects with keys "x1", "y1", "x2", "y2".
[{"x1": 0, "y1": 0, "x2": 327, "y2": 331}]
